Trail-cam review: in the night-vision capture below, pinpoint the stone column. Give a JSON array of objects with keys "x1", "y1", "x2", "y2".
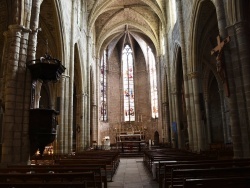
[
  {"x1": 83, "y1": 92, "x2": 90, "y2": 148},
  {"x1": 218, "y1": 89, "x2": 228, "y2": 143},
  {"x1": 176, "y1": 0, "x2": 193, "y2": 151},
  {"x1": 92, "y1": 58, "x2": 99, "y2": 146},
  {"x1": 91, "y1": 104, "x2": 98, "y2": 144},
  {"x1": 215, "y1": 0, "x2": 243, "y2": 158},
  {"x1": 171, "y1": 91, "x2": 177, "y2": 148},
  {"x1": 1, "y1": 23, "x2": 31, "y2": 165},
  {"x1": 164, "y1": 37, "x2": 172, "y2": 145},
  {"x1": 204, "y1": 99, "x2": 211, "y2": 145},
  {"x1": 55, "y1": 75, "x2": 67, "y2": 154},
  {"x1": 63, "y1": 77, "x2": 70, "y2": 153},
  {"x1": 27, "y1": 0, "x2": 43, "y2": 109},
  {"x1": 75, "y1": 93, "x2": 83, "y2": 152},
  {"x1": 2, "y1": 25, "x2": 23, "y2": 164},
  {"x1": 233, "y1": 21, "x2": 250, "y2": 156},
  {"x1": 174, "y1": 91, "x2": 183, "y2": 149},
  {"x1": 190, "y1": 72, "x2": 204, "y2": 151},
  {"x1": 157, "y1": 56, "x2": 163, "y2": 141},
  {"x1": 187, "y1": 74, "x2": 197, "y2": 151},
  {"x1": 18, "y1": 27, "x2": 32, "y2": 163}
]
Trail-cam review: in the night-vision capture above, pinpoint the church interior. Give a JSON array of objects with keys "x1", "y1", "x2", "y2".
[{"x1": 1, "y1": 0, "x2": 250, "y2": 187}]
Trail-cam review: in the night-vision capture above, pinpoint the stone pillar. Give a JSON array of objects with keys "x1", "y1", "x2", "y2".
[
  {"x1": 63, "y1": 77, "x2": 70, "y2": 153},
  {"x1": 176, "y1": 0, "x2": 193, "y2": 151},
  {"x1": 191, "y1": 72, "x2": 204, "y2": 151},
  {"x1": 226, "y1": 22, "x2": 250, "y2": 157},
  {"x1": 75, "y1": 93, "x2": 83, "y2": 152},
  {"x1": 204, "y1": 99, "x2": 211, "y2": 145},
  {"x1": 27, "y1": 0, "x2": 43, "y2": 109},
  {"x1": 2, "y1": 25, "x2": 23, "y2": 164},
  {"x1": 18, "y1": 28, "x2": 32, "y2": 163},
  {"x1": 91, "y1": 104, "x2": 98, "y2": 144},
  {"x1": 2, "y1": 24, "x2": 31, "y2": 164},
  {"x1": 218, "y1": 89, "x2": 228, "y2": 143},
  {"x1": 83, "y1": 93, "x2": 90, "y2": 148},
  {"x1": 174, "y1": 91, "x2": 183, "y2": 149},
  {"x1": 157, "y1": 56, "x2": 163, "y2": 141},
  {"x1": 215, "y1": 0, "x2": 243, "y2": 158},
  {"x1": 27, "y1": 0, "x2": 43, "y2": 61},
  {"x1": 233, "y1": 21, "x2": 250, "y2": 157},
  {"x1": 171, "y1": 91, "x2": 177, "y2": 148},
  {"x1": 187, "y1": 74, "x2": 197, "y2": 151},
  {"x1": 164, "y1": 38, "x2": 172, "y2": 145},
  {"x1": 55, "y1": 75, "x2": 67, "y2": 154},
  {"x1": 91, "y1": 58, "x2": 99, "y2": 146},
  {"x1": 78, "y1": 93, "x2": 86, "y2": 149}
]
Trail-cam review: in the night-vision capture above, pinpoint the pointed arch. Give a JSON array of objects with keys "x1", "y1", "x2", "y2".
[{"x1": 188, "y1": 0, "x2": 229, "y2": 149}]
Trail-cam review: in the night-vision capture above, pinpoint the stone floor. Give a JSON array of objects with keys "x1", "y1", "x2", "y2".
[{"x1": 107, "y1": 157, "x2": 159, "y2": 188}]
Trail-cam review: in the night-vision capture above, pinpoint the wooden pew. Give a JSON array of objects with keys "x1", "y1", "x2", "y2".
[
  {"x1": 62, "y1": 151, "x2": 120, "y2": 172},
  {"x1": 26, "y1": 149, "x2": 120, "y2": 187},
  {"x1": 170, "y1": 166, "x2": 250, "y2": 188},
  {"x1": 160, "y1": 159, "x2": 250, "y2": 188},
  {"x1": 7, "y1": 164, "x2": 106, "y2": 188},
  {"x1": 0, "y1": 172, "x2": 95, "y2": 187},
  {"x1": 0, "y1": 182, "x2": 87, "y2": 188},
  {"x1": 54, "y1": 158, "x2": 115, "y2": 182},
  {"x1": 143, "y1": 148, "x2": 213, "y2": 174},
  {"x1": 183, "y1": 177, "x2": 250, "y2": 188}
]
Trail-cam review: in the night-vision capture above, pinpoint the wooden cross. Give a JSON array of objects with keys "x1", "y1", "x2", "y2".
[
  {"x1": 211, "y1": 35, "x2": 230, "y2": 56},
  {"x1": 211, "y1": 35, "x2": 230, "y2": 97}
]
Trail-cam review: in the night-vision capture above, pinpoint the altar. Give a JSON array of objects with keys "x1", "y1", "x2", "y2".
[{"x1": 116, "y1": 130, "x2": 146, "y2": 153}]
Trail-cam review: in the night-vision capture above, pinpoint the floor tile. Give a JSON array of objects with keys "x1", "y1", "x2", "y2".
[{"x1": 108, "y1": 157, "x2": 158, "y2": 188}]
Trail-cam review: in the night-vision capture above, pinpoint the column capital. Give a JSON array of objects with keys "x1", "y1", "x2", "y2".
[
  {"x1": 4, "y1": 25, "x2": 32, "y2": 38},
  {"x1": 61, "y1": 74, "x2": 70, "y2": 79},
  {"x1": 187, "y1": 71, "x2": 199, "y2": 79},
  {"x1": 233, "y1": 21, "x2": 248, "y2": 31}
]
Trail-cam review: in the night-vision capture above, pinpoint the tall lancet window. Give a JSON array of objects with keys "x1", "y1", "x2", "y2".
[
  {"x1": 100, "y1": 49, "x2": 107, "y2": 121},
  {"x1": 123, "y1": 45, "x2": 135, "y2": 122},
  {"x1": 148, "y1": 46, "x2": 159, "y2": 118}
]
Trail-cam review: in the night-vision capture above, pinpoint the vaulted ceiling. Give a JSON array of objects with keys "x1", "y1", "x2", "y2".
[{"x1": 87, "y1": 0, "x2": 167, "y2": 57}]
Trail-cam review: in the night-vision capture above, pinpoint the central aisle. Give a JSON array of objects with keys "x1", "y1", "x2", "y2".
[{"x1": 108, "y1": 157, "x2": 159, "y2": 188}]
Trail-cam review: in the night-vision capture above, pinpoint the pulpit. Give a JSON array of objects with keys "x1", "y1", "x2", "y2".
[
  {"x1": 27, "y1": 53, "x2": 65, "y2": 156},
  {"x1": 29, "y1": 109, "x2": 59, "y2": 156}
]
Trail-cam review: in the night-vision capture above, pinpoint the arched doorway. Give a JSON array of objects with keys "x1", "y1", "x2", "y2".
[{"x1": 154, "y1": 131, "x2": 159, "y2": 146}]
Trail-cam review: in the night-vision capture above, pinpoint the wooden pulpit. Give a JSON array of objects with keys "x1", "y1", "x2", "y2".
[
  {"x1": 29, "y1": 109, "x2": 59, "y2": 156},
  {"x1": 27, "y1": 53, "x2": 65, "y2": 156}
]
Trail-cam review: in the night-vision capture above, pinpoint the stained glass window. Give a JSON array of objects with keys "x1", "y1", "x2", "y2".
[
  {"x1": 148, "y1": 46, "x2": 159, "y2": 118},
  {"x1": 100, "y1": 49, "x2": 107, "y2": 121},
  {"x1": 123, "y1": 45, "x2": 135, "y2": 122}
]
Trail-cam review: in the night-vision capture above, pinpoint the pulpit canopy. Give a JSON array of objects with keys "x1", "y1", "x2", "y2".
[{"x1": 27, "y1": 53, "x2": 66, "y2": 82}]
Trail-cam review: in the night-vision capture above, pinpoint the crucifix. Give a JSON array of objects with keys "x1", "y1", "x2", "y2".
[{"x1": 211, "y1": 35, "x2": 230, "y2": 97}]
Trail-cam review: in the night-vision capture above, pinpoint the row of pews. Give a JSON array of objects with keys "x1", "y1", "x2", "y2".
[
  {"x1": 0, "y1": 150, "x2": 120, "y2": 188},
  {"x1": 143, "y1": 148, "x2": 250, "y2": 188}
]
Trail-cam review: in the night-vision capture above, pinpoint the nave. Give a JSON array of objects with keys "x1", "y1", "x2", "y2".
[{"x1": 0, "y1": 145, "x2": 249, "y2": 188}]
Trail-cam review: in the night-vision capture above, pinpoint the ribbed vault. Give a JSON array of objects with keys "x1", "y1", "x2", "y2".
[{"x1": 88, "y1": 0, "x2": 166, "y2": 58}]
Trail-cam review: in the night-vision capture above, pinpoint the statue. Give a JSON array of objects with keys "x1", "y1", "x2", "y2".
[{"x1": 211, "y1": 35, "x2": 230, "y2": 97}]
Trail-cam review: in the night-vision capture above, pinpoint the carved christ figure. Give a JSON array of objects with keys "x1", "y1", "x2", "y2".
[{"x1": 211, "y1": 35, "x2": 230, "y2": 97}]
